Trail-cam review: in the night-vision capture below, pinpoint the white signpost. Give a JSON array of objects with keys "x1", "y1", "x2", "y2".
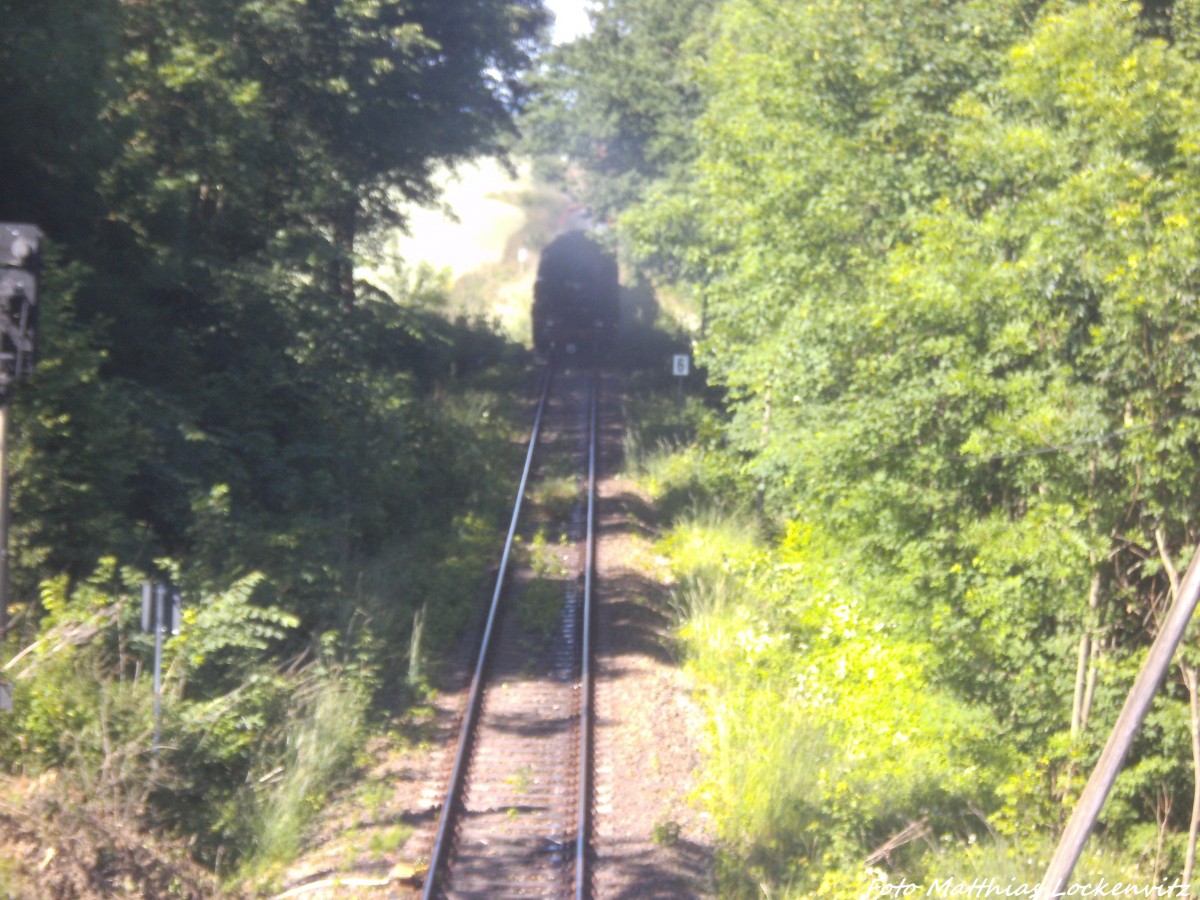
[{"x1": 672, "y1": 354, "x2": 690, "y2": 424}]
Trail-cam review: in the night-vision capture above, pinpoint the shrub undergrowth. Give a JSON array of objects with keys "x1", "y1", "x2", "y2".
[
  {"x1": 628, "y1": 376, "x2": 1164, "y2": 897},
  {"x1": 0, "y1": 334, "x2": 532, "y2": 889}
]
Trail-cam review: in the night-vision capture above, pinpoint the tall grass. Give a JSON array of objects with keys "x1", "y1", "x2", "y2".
[
  {"x1": 661, "y1": 509, "x2": 832, "y2": 894},
  {"x1": 706, "y1": 676, "x2": 838, "y2": 894},
  {"x1": 240, "y1": 669, "x2": 369, "y2": 885},
  {"x1": 661, "y1": 505, "x2": 1011, "y2": 897},
  {"x1": 407, "y1": 604, "x2": 426, "y2": 687},
  {"x1": 666, "y1": 536, "x2": 837, "y2": 896}
]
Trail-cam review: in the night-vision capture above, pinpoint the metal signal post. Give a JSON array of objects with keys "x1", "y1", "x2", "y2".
[
  {"x1": 0, "y1": 224, "x2": 42, "y2": 671},
  {"x1": 142, "y1": 581, "x2": 182, "y2": 751}
]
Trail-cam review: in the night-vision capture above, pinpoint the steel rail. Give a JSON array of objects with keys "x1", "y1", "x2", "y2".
[
  {"x1": 574, "y1": 373, "x2": 598, "y2": 900},
  {"x1": 421, "y1": 368, "x2": 553, "y2": 900}
]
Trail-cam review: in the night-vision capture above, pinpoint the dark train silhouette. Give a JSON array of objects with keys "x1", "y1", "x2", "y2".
[{"x1": 532, "y1": 231, "x2": 619, "y2": 360}]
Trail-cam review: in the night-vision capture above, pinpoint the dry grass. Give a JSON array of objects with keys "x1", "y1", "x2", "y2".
[{"x1": 0, "y1": 775, "x2": 228, "y2": 899}]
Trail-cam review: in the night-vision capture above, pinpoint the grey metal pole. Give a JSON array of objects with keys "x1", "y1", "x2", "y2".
[
  {"x1": 0, "y1": 401, "x2": 10, "y2": 644},
  {"x1": 153, "y1": 583, "x2": 164, "y2": 753},
  {"x1": 1036, "y1": 536, "x2": 1200, "y2": 898}
]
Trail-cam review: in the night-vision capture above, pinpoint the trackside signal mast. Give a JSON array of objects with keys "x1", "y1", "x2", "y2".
[{"x1": 0, "y1": 223, "x2": 43, "y2": 713}]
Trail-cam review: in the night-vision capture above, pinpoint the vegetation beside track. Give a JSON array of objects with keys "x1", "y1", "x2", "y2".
[
  {"x1": 530, "y1": 0, "x2": 1200, "y2": 894},
  {"x1": 0, "y1": 1, "x2": 549, "y2": 894}
]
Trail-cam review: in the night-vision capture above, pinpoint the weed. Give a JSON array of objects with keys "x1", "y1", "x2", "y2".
[
  {"x1": 530, "y1": 475, "x2": 580, "y2": 523},
  {"x1": 367, "y1": 824, "x2": 412, "y2": 857},
  {"x1": 357, "y1": 781, "x2": 391, "y2": 817},
  {"x1": 518, "y1": 578, "x2": 564, "y2": 642},
  {"x1": 505, "y1": 766, "x2": 533, "y2": 795},
  {"x1": 538, "y1": 447, "x2": 583, "y2": 481},
  {"x1": 652, "y1": 820, "x2": 682, "y2": 847},
  {"x1": 407, "y1": 605, "x2": 426, "y2": 688},
  {"x1": 659, "y1": 505, "x2": 760, "y2": 593},
  {"x1": 339, "y1": 834, "x2": 361, "y2": 870},
  {"x1": 240, "y1": 671, "x2": 369, "y2": 881},
  {"x1": 527, "y1": 528, "x2": 571, "y2": 579}
]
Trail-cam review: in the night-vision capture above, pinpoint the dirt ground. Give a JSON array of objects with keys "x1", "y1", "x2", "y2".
[{"x1": 590, "y1": 466, "x2": 716, "y2": 899}]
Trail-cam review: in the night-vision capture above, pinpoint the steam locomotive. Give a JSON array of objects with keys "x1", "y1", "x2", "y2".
[{"x1": 532, "y1": 231, "x2": 619, "y2": 360}]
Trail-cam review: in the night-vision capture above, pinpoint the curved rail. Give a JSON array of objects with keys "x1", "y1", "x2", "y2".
[{"x1": 421, "y1": 368, "x2": 553, "y2": 899}]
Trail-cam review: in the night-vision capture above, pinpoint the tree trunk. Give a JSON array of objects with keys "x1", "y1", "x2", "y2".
[
  {"x1": 1072, "y1": 572, "x2": 1102, "y2": 738},
  {"x1": 1071, "y1": 632, "x2": 1090, "y2": 739},
  {"x1": 1081, "y1": 638, "x2": 1099, "y2": 735},
  {"x1": 755, "y1": 381, "x2": 772, "y2": 519}
]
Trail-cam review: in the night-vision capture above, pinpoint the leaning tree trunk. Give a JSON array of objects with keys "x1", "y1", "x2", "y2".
[{"x1": 1071, "y1": 572, "x2": 1102, "y2": 739}]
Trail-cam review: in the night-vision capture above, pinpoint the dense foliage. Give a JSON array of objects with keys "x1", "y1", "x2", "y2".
[
  {"x1": 531, "y1": 0, "x2": 1200, "y2": 894},
  {"x1": 522, "y1": 0, "x2": 717, "y2": 221},
  {"x1": 0, "y1": 0, "x2": 547, "y2": 889}
]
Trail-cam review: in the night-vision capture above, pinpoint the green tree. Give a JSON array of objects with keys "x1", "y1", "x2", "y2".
[
  {"x1": 0, "y1": 0, "x2": 551, "y2": 876},
  {"x1": 522, "y1": 0, "x2": 717, "y2": 218},
  {"x1": 590, "y1": 0, "x2": 1200, "y2": 889},
  {"x1": 0, "y1": 0, "x2": 550, "y2": 592}
]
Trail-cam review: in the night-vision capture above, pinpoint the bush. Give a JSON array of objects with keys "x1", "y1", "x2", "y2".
[{"x1": 662, "y1": 514, "x2": 1008, "y2": 896}]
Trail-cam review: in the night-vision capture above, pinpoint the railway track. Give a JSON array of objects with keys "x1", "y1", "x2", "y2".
[{"x1": 420, "y1": 366, "x2": 599, "y2": 899}]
